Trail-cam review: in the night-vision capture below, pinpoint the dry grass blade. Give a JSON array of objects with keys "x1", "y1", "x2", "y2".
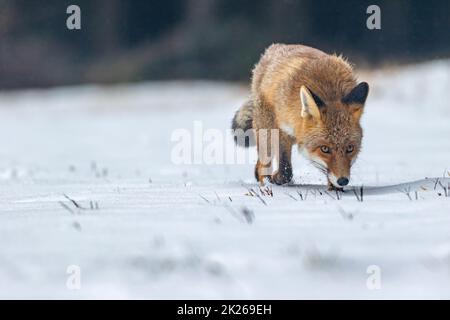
[
  {"x1": 296, "y1": 189, "x2": 308, "y2": 201},
  {"x1": 59, "y1": 201, "x2": 75, "y2": 214},
  {"x1": 63, "y1": 194, "x2": 86, "y2": 210},
  {"x1": 353, "y1": 188, "x2": 361, "y2": 202},
  {"x1": 324, "y1": 190, "x2": 336, "y2": 200},
  {"x1": 222, "y1": 205, "x2": 243, "y2": 223},
  {"x1": 246, "y1": 188, "x2": 257, "y2": 197},
  {"x1": 198, "y1": 194, "x2": 210, "y2": 203},
  {"x1": 433, "y1": 178, "x2": 440, "y2": 190},
  {"x1": 402, "y1": 187, "x2": 412, "y2": 200},
  {"x1": 254, "y1": 193, "x2": 267, "y2": 206},
  {"x1": 222, "y1": 204, "x2": 255, "y2": 224},
  {"x1": 284, "y1": 192, "x2": 298, "y2": 201},
  {"x1": 437, "y1": 181, "x2": 448, "y2": 197},
  {"x1": 264, "y1": 186, "x2": 273, "y2": 197}
]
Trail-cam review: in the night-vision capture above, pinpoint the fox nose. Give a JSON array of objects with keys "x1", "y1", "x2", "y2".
[{"x1": 337, "y1": 177, "x2": 349, "y2": 186}]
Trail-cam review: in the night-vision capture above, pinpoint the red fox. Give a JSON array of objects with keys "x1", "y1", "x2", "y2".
[{"x1": 232, "y1": 44, "x2": 369, "y2": 190}]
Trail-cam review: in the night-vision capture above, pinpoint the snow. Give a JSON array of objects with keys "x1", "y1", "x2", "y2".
[{"x1": 0, "y1": 61, "x2": 449, "y2": 299}]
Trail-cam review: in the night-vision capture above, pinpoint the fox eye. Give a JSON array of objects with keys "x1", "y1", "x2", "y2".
[
  {"x1": 346, "y1": 145, "x2": 354, "y2": 153},
  {"x1": 320, "y1": 146, "x2": 331, "y2": 154}
]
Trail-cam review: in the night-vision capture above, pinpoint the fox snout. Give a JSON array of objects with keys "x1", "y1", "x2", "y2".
[
  {"x1": 328, "y1": 174, "x2": 350, "y2": 188},
  {"x1": 327, "y1": 157, "x2": 352, "y2": 188}
]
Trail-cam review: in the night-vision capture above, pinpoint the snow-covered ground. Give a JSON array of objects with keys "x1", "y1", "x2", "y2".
[{"x1": 0, "y1": 61, "x2": 449, "y2": 299}]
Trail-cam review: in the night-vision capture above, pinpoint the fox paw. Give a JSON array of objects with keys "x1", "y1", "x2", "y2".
[
  {"x1": 256, "y1": 175, "x2": 271, "y2": 186},
  {"x1": 270, "y1": 171, "x2": 292, "y2": 185}
]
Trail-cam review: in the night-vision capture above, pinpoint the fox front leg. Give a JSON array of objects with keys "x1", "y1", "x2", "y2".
[
  {"x1": 271, "y1": 150, "x2": 293, "y2": 185},
  {"x1": 255, "y1": 160, "x2": 272, "y2": 185},
  {"x1": 254, "y1": 129, "x2": 273, "y2": 184},
  {"x1": 270, "y1": 132, "x2": 294, "y2": 185}
]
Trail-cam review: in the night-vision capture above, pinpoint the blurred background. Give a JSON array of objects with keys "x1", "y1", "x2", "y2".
[{"x1": 0, "y1": 0, "x2": 449, "y2": 89}]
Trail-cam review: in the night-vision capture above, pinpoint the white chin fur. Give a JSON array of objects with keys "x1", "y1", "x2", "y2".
[{"x1": 328, "y1": 174, "x2": 340, "y2": 187}]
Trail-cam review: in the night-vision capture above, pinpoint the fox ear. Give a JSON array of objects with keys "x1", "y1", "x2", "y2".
[
  {"x1": 342, "y1": 82, "x2": 369, "y2": 105},
  {"x1": 343, "y1": 82, "x2": 369, "y2": 121},
  {"x1": 300, "y1": 86, "x2": 323, "y2": 119}
]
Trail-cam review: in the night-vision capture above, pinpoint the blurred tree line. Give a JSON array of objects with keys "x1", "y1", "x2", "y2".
[{"x1": 0, "y1": 0, "x2": 449, "y2": 89}]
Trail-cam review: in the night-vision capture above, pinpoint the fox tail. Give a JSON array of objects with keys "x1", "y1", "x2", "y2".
[{"x1": 231, "y1": 99, "x2": 255, "y2": 147}]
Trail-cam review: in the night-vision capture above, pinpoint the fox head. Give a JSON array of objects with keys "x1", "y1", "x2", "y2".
[{"x1": 299, "y1": 82, "x2": 369, "y2": 188}]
